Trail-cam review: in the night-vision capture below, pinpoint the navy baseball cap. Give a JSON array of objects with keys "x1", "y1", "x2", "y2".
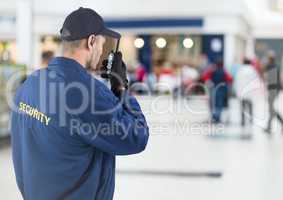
[{"x1": 60, "y1": 7, "x2": 120, "y2": 41}]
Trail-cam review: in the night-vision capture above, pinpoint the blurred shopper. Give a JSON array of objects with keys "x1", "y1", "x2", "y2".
[
  {"x1": 251, "y1": 57, "x2": 264, "y2": 78},
  {"x1": 171, "y1": 63, "x2": 182, "y2": 98},
  {"x1": 145, "y1": 71, "x2": 158, "y2": 94},
  {"x1": 202, "y1": 60, "x2": 232, "y2": 123},
  {"x1": 264, "y1": 52, "x2": 283, "y2": 134},
  {"x1": 145, "y1": 63, "x2": 162, "y2": 94},
  {"x1": 11, "y1": 7, "x2": 149, "y2": 200},
  {"x1": 198, "y1": 54, "x2": 210, "y2": 74},
  {"x1": 130, "y1": 62, "x2": 147, "y2": 94},
  {"x1": 180, "y1": 64, "x2": 199, "y2": 96},
  {"x1": 157, "y1": 61, "x2": 176, "y2": 93},
  {"x1": 126, "y1": 61, "x2": 138, "y2": 86},
  {"x1": 41, "y1": 50, "x2": 54, "y2": 67},
  {"x1": 234, "y1": 58, "x2": 260, "y2": 127},
  {"x1": 135, "y1": 62, "x2": 147, "y2": 82}
]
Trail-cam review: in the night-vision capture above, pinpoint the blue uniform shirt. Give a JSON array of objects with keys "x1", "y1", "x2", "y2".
[{"x1": 11, "y1": 57, "x2": 149, "y2": 200}]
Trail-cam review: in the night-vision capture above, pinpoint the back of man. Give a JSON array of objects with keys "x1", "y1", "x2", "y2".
[
  {"x1": 266, "y1": 59, "x2": 282, "y2": 92},
  {"x1": 11, "y1": 8, "x2": 149, "y2": 200},
  {"x1": 234, "y1": 64, "x2": 261, "y2": 101},
  {"x1": 11, "y1": 58, "x2": 149, "y2": 200},
  {"x1": 11, "y1": 64, "x2": 107, "y2": 200}
]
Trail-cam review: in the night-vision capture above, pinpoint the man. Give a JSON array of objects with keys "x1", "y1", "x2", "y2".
[
  {"x1": 201, "y1": 60, "x2": 232, "y2": 123},
  {"x1": 234, "y1": 58, "x2": 260, "y2": 127},
  {"x1": 11, "y1": 7, "x2": 149, "y2": 200},
  {"x1": 264, "y1": 51, "x2": 283, "y2": 134}
]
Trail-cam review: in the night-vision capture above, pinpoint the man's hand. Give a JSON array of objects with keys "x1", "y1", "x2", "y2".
[{"x1": 101, "y1": 52, "x2": 128, "y2": 97}]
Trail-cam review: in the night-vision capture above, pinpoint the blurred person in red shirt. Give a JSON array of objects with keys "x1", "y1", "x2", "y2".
[{"x1": 201, "y1": 60, "x2": 232, "y2": 123}]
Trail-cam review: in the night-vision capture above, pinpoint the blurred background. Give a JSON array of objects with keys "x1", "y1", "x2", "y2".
[{"x1": 1, "y1": 0, "x2": 283, "y2": 199}]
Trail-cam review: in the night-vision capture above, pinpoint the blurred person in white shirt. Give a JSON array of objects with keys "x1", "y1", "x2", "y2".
[{"x1": 234, "y1": 58, "x2": 261, "y2": 127}]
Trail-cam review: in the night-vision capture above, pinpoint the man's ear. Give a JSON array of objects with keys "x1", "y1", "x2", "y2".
[{"x1": 87, "y1": 35, "x2": 96, "y2": 50}]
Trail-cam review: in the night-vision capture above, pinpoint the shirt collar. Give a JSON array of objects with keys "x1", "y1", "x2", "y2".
[{"x1": 48, "y1": 57, "x2": 86, "y2": 72}]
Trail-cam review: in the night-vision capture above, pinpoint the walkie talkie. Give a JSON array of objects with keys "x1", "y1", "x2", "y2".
[{"x1": 105, "y1": 38, "x2": 120, "y2": 77}]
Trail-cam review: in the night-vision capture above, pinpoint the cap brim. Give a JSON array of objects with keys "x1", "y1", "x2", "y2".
[{"x1": 101, "y1": 28, "x2": 121, "y2": 39}]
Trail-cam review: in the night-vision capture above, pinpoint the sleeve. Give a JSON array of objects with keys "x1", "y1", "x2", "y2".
[
  {"x1": 201, "y1": 68, "x2": 213, "y2": 82},
  {"x1": 224, "y1": 71, "x2": 233, "y2": 84},
  {"x1": 75, "y1": 83, "x2": 149, "y2": 156}
]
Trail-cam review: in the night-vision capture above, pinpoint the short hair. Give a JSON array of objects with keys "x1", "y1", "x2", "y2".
[
  {"x1": 41, "y1": 51, "x2": 54, "y2": 63},
  {"x1": 215, "y1": 58, "x2": 223, "y2": 68},
  {"x1": 61, "y1": 39, "x2": 86, "y2": 54}
]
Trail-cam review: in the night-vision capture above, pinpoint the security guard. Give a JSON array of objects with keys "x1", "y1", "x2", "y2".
[{"x1": 11, "y1": 7, "x2": 149, "y2": 200}]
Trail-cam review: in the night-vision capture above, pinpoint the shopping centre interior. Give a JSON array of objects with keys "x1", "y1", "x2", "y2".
[{"x1": 1, "y1": 0, "x2": 283, "y2": 199}]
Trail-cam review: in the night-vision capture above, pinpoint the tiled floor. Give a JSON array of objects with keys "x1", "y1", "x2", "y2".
[{"x1": 1, "y1": 96, "x2": 283, "y2": 200}]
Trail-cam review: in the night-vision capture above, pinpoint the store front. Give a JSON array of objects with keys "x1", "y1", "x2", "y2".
[{"x1": 118, "y1": 34, "x2": 224, "y2": 72}]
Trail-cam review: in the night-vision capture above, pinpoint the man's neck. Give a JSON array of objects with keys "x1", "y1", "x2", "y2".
[{"x1": 63, "y1": 52, "x2": 86, "y2": 68}]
